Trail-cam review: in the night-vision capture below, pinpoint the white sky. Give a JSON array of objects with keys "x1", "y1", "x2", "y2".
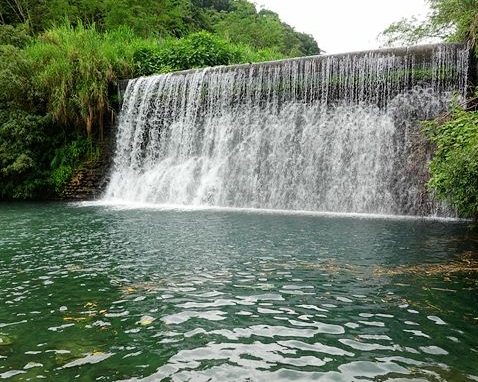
[{"x1": 254, "y1": 0, "x2": 430, "y2": 54}]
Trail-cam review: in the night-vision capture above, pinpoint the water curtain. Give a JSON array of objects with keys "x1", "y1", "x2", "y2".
[{"x1": 105, "y1": 44, "x2": 470, "y2": 216}]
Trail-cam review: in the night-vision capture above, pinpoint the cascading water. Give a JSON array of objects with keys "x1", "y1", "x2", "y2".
[{"x1": 104, "y1": 44, "x2": 470, "y2": 216}]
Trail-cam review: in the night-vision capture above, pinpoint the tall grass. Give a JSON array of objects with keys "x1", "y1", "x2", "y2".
[{"x1": 25, "y1": 22, "x2": 157, "y2": 140}]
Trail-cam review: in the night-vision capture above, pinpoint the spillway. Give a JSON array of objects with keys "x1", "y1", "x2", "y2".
[{"x1": 104, "y1": 43, "x2": 470, "y2": 216}]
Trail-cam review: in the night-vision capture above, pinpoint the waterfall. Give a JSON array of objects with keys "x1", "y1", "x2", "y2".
[{"x1": 104, "y1": 43, "x2": 470, "y2": 216}]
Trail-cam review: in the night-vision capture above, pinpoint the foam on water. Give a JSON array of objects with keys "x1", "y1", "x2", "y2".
[{"x1": 81, "y1": 200, "x2": 466, "y2": 222}]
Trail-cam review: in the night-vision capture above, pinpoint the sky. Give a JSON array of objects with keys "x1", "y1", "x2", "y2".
[{"x1": 254, "y1": 0, "x2": 430, "y2": 54}]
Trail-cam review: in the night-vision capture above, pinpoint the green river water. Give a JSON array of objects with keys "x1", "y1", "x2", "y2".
[{"x1": 0, "y1": 203, "x2": 477, "y2": 381}]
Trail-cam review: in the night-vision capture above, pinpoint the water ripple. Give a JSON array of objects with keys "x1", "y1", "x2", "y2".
[{"x1": 0, "y1": 204, "x2": 476, "y2": 381}]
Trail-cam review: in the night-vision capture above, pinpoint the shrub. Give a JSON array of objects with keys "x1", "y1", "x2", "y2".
[
  {"x1": 133, "y1": 47, "x2": 165, "y2": 75},
  {"x1": 0, "y1": 110, "x2": 57, "y2": 199},
  {"x1": 134, "y1": 31, "x2": 238, "y2": 75},
  {"x1": 133, "y1": 31, "x2": 285, "y2": 76},
  {"x1": 424, "y1": 106, "x2": 478, "y2": 218},
  {"x1": 0, "y1": 24, "x2": 32, "y2": 48}
]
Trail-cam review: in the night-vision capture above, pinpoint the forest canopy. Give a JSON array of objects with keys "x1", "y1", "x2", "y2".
[{"x1": 0, "y1": 0, "x2": 320, "y2": 56}]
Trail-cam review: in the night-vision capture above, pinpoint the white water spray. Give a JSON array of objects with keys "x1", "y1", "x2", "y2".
[{"x1": 104, "y1": 44, "x2": 470, "y2": 215}]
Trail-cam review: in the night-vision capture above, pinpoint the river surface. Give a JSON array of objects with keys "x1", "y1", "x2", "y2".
[{"x1": 0, "y1": 203, "x2": 477, "y2": 381}]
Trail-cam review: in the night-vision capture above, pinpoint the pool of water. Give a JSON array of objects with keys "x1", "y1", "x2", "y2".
[{"x1": 0, "y1": 202, "x2": 477, "y2": 381}]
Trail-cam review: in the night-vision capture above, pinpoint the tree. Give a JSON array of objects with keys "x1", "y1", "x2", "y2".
[
  {"x1": 380, "y1": 0, "x2": 478, "y2": 47},
  {"x1": 103, "y1": 0, "x2": 196, "y2": 38},
  {"x1": 190, "y1": 0, "x2": 233, "y2": 12},
  {"x1": 25, "y1": 23, "x2": 137, "y2": 139},
  {"x1": 211, "y1": 1, "x2": 320, "y2": 56},
  {"x1": 0, "y1": 110, "x2": 57, "y2": 199},
  {"x1": 0, "y1": 0, "x2": 72, "y2": 33},
  {"x1": 134, "y1": 31, "x2": 242, "y2": 75},
  {"x1": 0, "y1": 31, "x2": 57, "y2": 198}
]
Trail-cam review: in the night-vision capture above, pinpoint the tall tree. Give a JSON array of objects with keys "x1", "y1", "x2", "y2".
[
  {"x1": 103, "y1": 0, "x2": 195, "y2": 38},
  {"x1": 381, "y1": 0, "x2": 478, "y2": 46},
  {"x1": 211, "y1": 1, "x2": 320, "y2": 56}
]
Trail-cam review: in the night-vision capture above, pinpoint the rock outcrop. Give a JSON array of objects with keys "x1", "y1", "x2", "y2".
[{"x1": 61, "y1": 125, "x2": 115, "y2": 200}]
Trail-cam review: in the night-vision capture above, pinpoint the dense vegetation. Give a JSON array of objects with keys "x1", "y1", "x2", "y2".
[
  {"x1": 0, "y1": 0, "x2": 319, "y2": 57},
  {"x1": 0, "y1": 0, "x2": 320, "y2": 199},
  {"x1": 382, "y1": 0, "x2": 478, "y2": 219},
  {"x1": 423, "y1": 105, "x2": 478, "y2": 218}
]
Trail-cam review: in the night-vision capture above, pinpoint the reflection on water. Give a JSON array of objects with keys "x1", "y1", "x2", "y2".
[{"x1": 0, "y1": 202, "x2": 477, "y2": 381}]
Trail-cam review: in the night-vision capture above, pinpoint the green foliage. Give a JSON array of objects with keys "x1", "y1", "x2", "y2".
[
  {"x1": 230, "y1": 44, "x2": 286, "y2": 64},
  {"x1": 134, "y1": 32, "x2": 239, "y2": 75},
  {"x1": 381, "y1": 0, "x2": 478, "y2": 46},
  {"x1": 0, "y1": 23, "x2": 56, "y2": 199},
  {"x1": 423, "y1": 107, "x2": 478, "y2": 218},
  {"x1": 132, "y1": 47, "x2": 163, "y2": 75},
  {"x1": 0, "y1": 0, "x2": 320, "y2": 57},
  {"x1": 102, "y1": 0, "x2": 196, "y2": 38},
  {"x1": 50, "y1": 137, "x2": 100, "y2": 193},
  {"x1": 133, "y1": 31, "x2": 286, "y2": 76},
  {"x1": 49, "y1": 165, "x2": 74, "y2": 193},
  {"x1": 191, "y1": 0, "x2": 233, "y2": 12},
  {"x1": 211, "y1": 1, "x2": 320, "y2": 57},
  {"x1": 0, "y1": 110, "x2": 57, "y2": 199},
  {"x1": 25, "y1": 22, "x2": 141, "y2": 138},
  {"x1": 165, "y1": 31, "x2": 239, "y2": 69},
  {"x1": 0, "y1": 0, "x2": 114, "y2": 33},
  {"x1": 0, "y1": 24, "x2": 31, "y2": 47},
  {"x1": 0, "y1": 25, "x2": 43, "y2": 114},
  {"x1": 0, "y1": 44, "x2": 39, "y2": 112}
]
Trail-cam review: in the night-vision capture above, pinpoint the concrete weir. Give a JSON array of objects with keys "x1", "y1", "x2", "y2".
[{"x1": 117, "y1": 43, "x2": 473, "y2": 103}]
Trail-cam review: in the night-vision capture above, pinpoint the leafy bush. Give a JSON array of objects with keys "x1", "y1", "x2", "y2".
[
  {"x1": 134, "y1": 31, "x2": 239, "y2": 75},
  {"x1": 167, "y1": 31, "x2": 240, "y2": 69},
  {"x1": 230, "y1": 44, "x2": 285, "y2": 64},
  {"x1": 0, "y1": 44, "x2": 39, "y2": 113},
  {"x1": 133, "y1": 47, "x2": 165, "y2": 75},
  {"x1": 133, "y1": 31, "x2": 285, "y2": 76},
  {"x1": 0, "y1": 110, "x2": 57, "y2": 199},
  {"x1": 424, "y1": 107, "x2": 478, "y2": 218}
]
